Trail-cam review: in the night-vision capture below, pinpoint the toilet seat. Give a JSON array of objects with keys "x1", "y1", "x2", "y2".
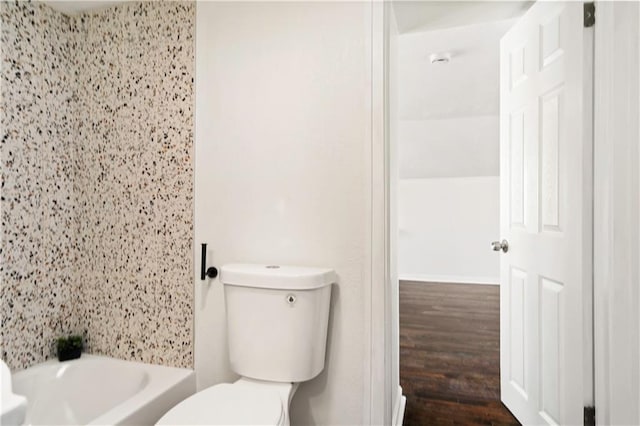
[{"x1": 156, "y1": 383, "x2": 285, "y2": 425}]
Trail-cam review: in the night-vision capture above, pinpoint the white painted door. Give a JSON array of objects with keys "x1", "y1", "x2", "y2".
[{"x1": 499, "y1": 2, "x2": 592, "y2": 425}]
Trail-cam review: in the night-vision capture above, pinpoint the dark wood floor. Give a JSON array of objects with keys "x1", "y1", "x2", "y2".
[{"x1": 400, "y1": 281, "x2": 520, "y2": 426}]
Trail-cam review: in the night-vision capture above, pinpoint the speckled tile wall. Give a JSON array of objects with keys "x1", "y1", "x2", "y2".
[
  {"x1": 1, "y1": 1, "x2": 83, "y2": 371},
  {"x1": 1, "y1": 1, "x2": 194, "y2": 371},
  {"x1": 75, "y1": 1, "x2": 195, "y2": 369}
]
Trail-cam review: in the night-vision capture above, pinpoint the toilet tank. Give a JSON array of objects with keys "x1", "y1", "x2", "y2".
[{"x1": 220, "y1": 264, "x2": 335, "y2": 383}]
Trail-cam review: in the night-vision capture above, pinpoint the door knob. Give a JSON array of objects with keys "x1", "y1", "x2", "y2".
[{"x1": 491, "y1": 239, "x2": 509, "y2": 253}]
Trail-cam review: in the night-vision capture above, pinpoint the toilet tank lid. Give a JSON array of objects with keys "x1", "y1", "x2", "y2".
[{"x1": 220, "y1": 264, "x2": 337, "y2": 290}]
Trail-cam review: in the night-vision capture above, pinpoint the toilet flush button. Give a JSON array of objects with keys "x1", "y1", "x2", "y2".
[{"x1": 286, "y1": 294, "x2": 296, "y2": 305}]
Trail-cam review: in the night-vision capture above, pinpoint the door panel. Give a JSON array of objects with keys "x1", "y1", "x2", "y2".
[
  {"x1": 509, "y1": 267, "x2": 527, "y2": 396},
  {"x1": 509, "y1": 111, "x2": 525, "y2": 227},
  {"x1": 540, "y1": 277, "x2": 563, "y2": 424},
  {"x1": 540, "y1": 90, "x2": 562, "y2": 232},
  {"x1": 500, "y1": 2, "x2": 592, "y2": 424}
]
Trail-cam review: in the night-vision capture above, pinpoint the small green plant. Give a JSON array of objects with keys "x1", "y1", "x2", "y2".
[{"x1": 57, "y1": 335, "x2": 83, "y2": 362}]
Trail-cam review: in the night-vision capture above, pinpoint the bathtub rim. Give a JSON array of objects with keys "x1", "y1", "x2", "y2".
[{"x1": 12, "y1": 354, "x2": 195, "y2": 426}]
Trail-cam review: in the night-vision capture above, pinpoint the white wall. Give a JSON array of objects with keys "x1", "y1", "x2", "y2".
[
  {"x1": 398, "y1": 177, "x2": 500, "y2": 284},
  {"x1": 399, "y1": 116, "x2": 499, "y2": 179},
  {"x1": 194, "y1": 3, "x2": 371, "y2": 425}
]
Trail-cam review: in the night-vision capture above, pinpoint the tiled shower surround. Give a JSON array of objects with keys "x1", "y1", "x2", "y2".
[
  {"x1": 1, "y1": 1, "x2": 81, "y2": 371},
  {"x1": 1, "y1": 1, "x2": 195, "y2": 371}
]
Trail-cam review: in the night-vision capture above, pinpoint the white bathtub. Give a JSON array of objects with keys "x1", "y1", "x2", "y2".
[{"x1": 12, "y1": 355, "x2": 195, "y2": 426}]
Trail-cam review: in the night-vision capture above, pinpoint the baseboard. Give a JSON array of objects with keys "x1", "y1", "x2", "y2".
[
  {"x1": 399, "y1": 274, "x2": 499, "y2": 285},
  {"x1": 392, "y1": 385, "x2": 406, "y2": 426}
]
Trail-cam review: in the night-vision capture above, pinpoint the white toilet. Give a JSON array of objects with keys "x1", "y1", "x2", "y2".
[{"x1": 157, "y1": 263, "x2": 336, "y2": 426}]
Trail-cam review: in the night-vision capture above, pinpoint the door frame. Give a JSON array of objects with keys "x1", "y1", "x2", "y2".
[
  {"x1": 593, "y1": 2, "x2": 640, "y2": 425},
  {"x1": 363, "y1": 1, "x2": 395, "y2": 425},
  {"x1": 371, "y1": 2, "x2": 640, "y2": 425}
]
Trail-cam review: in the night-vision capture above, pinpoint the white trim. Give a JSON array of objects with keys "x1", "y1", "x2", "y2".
[
  {"x1": 361, "y1": 0, "x2": 373, "y2": 419},
  {"x1": 399, "y1": 274, "x2": 499, "y2": 285},
  {"x1": 364, "y1": 1, "x2": 391, "y2": 424},
  {"x1": 392, "y1": 385, "x2": 406, "y2": 426},
  {"x1": 582, "y1": 12, "x2": 595, "y2": 410},
  {"x1": 593, "y1": 2, "x2": 640, "y2": 425}
]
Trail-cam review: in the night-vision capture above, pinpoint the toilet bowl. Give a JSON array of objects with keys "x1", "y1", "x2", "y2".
[
  {"x1": 157, "y1": 378, "x2": 298, "y2": 426},
  {"x1": 157, "y1": 264, "x2": 335, "y2": 426}
]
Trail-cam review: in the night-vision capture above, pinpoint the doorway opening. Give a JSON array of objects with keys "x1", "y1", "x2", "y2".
[
  {"x1": 388, "y1": 2, "x2": 596, "y2": 425},
  {"x1": 388, "y1": 2, "x2": 528, "y2": 424}
]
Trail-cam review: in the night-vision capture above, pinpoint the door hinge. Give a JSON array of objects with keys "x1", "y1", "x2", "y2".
[
  {"x1": 584, "y1": 406, "x2": 595, "y2": 426},
  {"x1": 584, "y1": 2, "x2": 595, "y2": 27}
]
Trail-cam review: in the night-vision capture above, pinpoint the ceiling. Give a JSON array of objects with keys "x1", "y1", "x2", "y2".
[
  {"x1": 394, "y1": 9, "x2": 528, "y2": 179},
  {"x1": 46, "y1": 0, "x2": 532, "y2": 23},
  {"x1": 392, "y1": 0, "x2": 532, "y2": 34},
  {"x1": 397, "y1": 18, "x2": 514, "y2": 121},
  {"x1": 43, "y1": 1, "x2": 124, "y2": 15}
]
